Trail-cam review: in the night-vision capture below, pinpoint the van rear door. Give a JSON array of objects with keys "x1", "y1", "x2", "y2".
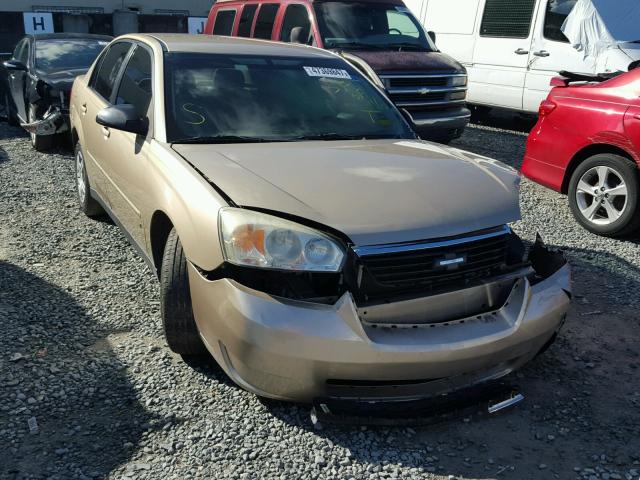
[
  {"x1": 524, "y1": 0, "x2": 596, "y2": 112},
  {"x1": 470, "y1": 0, "x2": 537, "y2": 110}
]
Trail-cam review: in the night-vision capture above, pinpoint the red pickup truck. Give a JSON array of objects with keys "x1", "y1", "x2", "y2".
[{"x1": 204, "y1": 0, "x2": 470, "y2": 143}]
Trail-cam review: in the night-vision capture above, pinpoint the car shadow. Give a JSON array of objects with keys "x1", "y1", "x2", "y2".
[
  {"x1": 255, "y1": 243, "x2": 640, "y2": 479},
  {"x1": 0, "y1": 261, "x2": 155, "y2": 479}
]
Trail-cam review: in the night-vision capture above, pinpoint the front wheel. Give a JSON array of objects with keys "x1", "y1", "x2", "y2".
[
  {"x1": 160, "y1": 228, "x2": 207, "y2": 356},
  {"x1": 75, "y1": 142, "x2": 104, "y2": 217},
  {"x1": 568, "y1": 153, "x2": 640, "y2": 237},
  {"x1": 28, "y1": 104, "x2": 54, "y2": 151},
  {"x1": 4, "y1": 92, "x2": 18, "y2": 126}
]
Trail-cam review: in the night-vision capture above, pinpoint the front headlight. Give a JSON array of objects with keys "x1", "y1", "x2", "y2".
[
  {"x1": 451, "y1": 75, "x2": 468, "y2": 87},
  {"x1": 219, "y1": 208, "x2": 346, "y2": 272}
]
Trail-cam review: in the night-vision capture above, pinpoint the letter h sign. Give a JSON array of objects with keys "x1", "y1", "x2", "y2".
[{"x1": 23, "y1": 13, "x2": 54, "y2": 35}]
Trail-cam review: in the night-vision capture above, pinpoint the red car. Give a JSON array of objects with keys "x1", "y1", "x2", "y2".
[{"x1": 522, "y1": 68, "x2": 640, "y2": 237}]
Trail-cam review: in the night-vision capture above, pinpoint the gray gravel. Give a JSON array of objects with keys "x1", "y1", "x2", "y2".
[{"x1": 1, "y1": 114, "x2": 640, "y2": 480}]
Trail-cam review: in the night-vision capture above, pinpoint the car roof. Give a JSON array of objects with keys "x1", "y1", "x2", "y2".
[
  {"x1": 29, "y1": 33, "x2": 113, "y2": 42},
  {"x1": 128, "y1": 33, "x2": 338, "y2": 59}
]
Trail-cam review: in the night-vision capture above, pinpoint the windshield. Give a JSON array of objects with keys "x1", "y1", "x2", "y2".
[
  {"x1": 313, "y1": 2, "x2": 433, "y2": 51},
  {"x1": 35, "y1": 39, "x2": 109, "y2": 72},
  {"x1": 164, "y1": 53, "x2": 414, "y2": 143}
]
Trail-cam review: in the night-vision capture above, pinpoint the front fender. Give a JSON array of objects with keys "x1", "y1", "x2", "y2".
[{"x1": 146, "y1": 141, "x2": 228, "y2": 272}]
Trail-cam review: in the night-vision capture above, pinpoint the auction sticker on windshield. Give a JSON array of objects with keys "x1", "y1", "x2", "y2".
[{"x1": 303, "y1": 66, "x2": 351, "y2": 79}]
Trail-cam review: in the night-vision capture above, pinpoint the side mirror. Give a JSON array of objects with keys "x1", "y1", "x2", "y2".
[
  {"x1": 427, "y1": 31, "x2": 436, "y2": 44},
  {"x1": 3, "y1": 60, "x2": 27, "y2": 72},
  {"x1": 96, "y1": 104, "x2": 147, "y2": 136}
]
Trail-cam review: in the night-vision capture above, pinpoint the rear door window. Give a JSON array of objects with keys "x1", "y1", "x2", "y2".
[
  {"x1": 480, "y1": 0, "x2": 536, "y2": 38},
  {"x1": 238, "y1": 4, "x2": 258, "y2": 37},
  {"x1": 280, "y1": 4, "x2": 311, "y2": 43},
  {"x1": 253, "y1": 4, "x2": 279, "y2": 39},
  {"x1": 213, "y1": 9, "x2": 237, "y2": 35},
  {"x1": 92, "y1": 42, "x2": 132, "y2": 102}
]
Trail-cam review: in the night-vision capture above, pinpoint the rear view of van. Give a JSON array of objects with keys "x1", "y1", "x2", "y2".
[
  {"x1": 408, "y1": 0, "x2": 640, "y2": 113},
  {"x1": 204, "y1": 0, "x2": 471, "y2": 143}
]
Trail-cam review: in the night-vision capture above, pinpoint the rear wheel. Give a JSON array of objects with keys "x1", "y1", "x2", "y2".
[
  {"x1": 568, "y1": 153, "x2": 640, "y2": 237},
  {"x1": 160, "y1": 228, "x2": 207, "y2": 356},
  {"x1": 28, "y1": 104, "x2": 54, "y2": 151}
]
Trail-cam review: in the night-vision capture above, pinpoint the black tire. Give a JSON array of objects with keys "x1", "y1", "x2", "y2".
[
  {"x1": 568, "y1": 153, "x2": 640, "y2": 237},
  {"x1": 74, "y1": 142, "x2": 104, "y2": 217},
  {"x1": 160, "y1": 228, "x2": 207, "y2": 355},
  {"x1": 28, "y1": 103, "x2": 54, "y2": 151},
  {"x1": 4, "y1": 92, "x2": 18, "y2": 126}
]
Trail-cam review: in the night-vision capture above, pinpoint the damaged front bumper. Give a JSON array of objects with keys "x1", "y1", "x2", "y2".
[
  {"x1": 188, "y1": 239, "x2": 571, "y2": 404},
  {"x1": 20, "y1": 106, "x2": 68, "y2": 136}
]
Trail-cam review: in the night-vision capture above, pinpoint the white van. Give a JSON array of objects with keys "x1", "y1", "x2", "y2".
[{"x1": 406, "y1": 0, "x2": 640, "y2": 113}]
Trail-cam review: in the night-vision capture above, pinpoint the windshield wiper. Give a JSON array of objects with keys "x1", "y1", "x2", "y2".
[
  {"x1": 171, "y1": 135, "x2": 281, "y2": 144},
  {"x1": 292, "y1": 133, "x2": 399, "y2": 141},
  {"x1": 329, "y1": 42, "x2": 382, "y2": 50},
  {"x1": 386, "y1": 42, "x2": 428, "y2": 51}
]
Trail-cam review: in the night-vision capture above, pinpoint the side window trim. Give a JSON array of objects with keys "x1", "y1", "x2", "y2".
[
  {"x1": 279, "y1": 3, "x2": 312, "y2": 43},
  {"x1": 237, "y1": 3, "x2": 259, "y2": 38},
  {"x1": 253, "y1": 3, "x2": 281, "y2": 40},
  {"x1": 213, "y1": 8, "x2": 238, "y2": 35},
  {"x1": 108, "y1": 44, "x2": 137, "y2": 104},
  {"x1": 90, "y1": 41, "x2": 134, "y2": 104},
  {"x1": 113, "y1": 41, "x2": 155, "y2": 136}
]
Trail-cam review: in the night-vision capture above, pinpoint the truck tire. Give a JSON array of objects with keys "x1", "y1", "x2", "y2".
[
  {"x1": 568, "y1": 153, "x2": 640, "y2": 237},
  {"x1": 160, "y1": 228, "x2": 207, "y2": 356}
]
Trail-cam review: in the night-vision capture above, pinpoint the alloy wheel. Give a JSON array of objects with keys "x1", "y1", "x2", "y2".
[
  {"x1": 575, "y1": 165, "x2": 628, "y2": 226},
  {"x1": 76, "y1": 149, "x2": 87, "y2": 202}
]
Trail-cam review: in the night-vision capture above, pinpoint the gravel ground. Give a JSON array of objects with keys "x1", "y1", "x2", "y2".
[{"x1": 1, "y1": 114, "x2": 639, "y2": 480}]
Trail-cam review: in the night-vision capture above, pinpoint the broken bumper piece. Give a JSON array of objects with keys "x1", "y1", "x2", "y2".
[
  {"x1": 20, "y1": 107, "x2": 67, "y2": 136},
  {"x1": 310, "y1": 381, "x2": 525, "y2": 426}
]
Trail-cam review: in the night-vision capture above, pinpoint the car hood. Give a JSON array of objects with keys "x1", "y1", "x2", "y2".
[
  {"x1": 35, "y1": 68, "x2": 88, "y2": 90},
  {"x1": 172, "y1": 140, "x2": 520, "y2": 246},
  {"x1": 337, "y1": 50, "x2": 464, "y2": 73}
]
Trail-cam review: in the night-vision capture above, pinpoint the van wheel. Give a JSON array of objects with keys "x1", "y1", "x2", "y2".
[
  {"x1": 568, "y1": 154, "x2": 640, "y2": 237},
  {"x1": 28, "y1": 104, "x2": 54, "y2": 151},
  {"x1": 4, "y1": 93, "x2": 18, "y2": 126},
  {"x1": 75, "y1": 142, "x2": 104, "y2": 217},
  {"x1": 160, "y1": 228, "x2": 207, "y2": 355}
]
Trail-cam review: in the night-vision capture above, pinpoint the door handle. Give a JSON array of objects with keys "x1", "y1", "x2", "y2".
[
  {"x1": 81, "y1": 103, "x2": 87, "y2": 114},
  {"x1": 533, "y1": 50, "x2": 550, "y2": 57},
  {"x1": 634, "y1": 114, "x2": 640, "y2": 120},
  {"x1": 514, "y1": 48, "x2": 529, "y2": 55},
  {"x1": 101, "y1": 126, "x2": 110, "y2": 138}
]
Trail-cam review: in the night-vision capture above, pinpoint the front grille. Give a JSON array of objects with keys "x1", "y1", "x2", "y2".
[
  {"x1": 379, "y1": 73, "x2": 467, "y2": 112},
  {"x1": 356, "y1": 228, "x2": 510, "y2": 299},
  {"x1": 387, "y1": 76, "x2": 448, "y2": 88}
]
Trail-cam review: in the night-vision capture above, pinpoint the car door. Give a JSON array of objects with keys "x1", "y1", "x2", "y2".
[
  {"x1": 8, "y1": 39, "x2": 30, "y2": 122},
  {"x1": 624, "y1": 99, "x2": 640, "y2": 154},
  {"x1": 524, "y1": 0, "x2": 596, "y2": 112},
  {"x1": 82, "y1": 41, "x2": 134, "y2": 207},
  {"x1": 470, "y1": 0, "x2": 537, "y2": 110},
  {"x1": 97, "y1": 43, "x2": 154, "y2": 250}
]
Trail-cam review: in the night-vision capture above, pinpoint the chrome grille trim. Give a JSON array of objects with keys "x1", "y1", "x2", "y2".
[{"x1": 352, "y1": 225, "x2": 511, "y2": 257}]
